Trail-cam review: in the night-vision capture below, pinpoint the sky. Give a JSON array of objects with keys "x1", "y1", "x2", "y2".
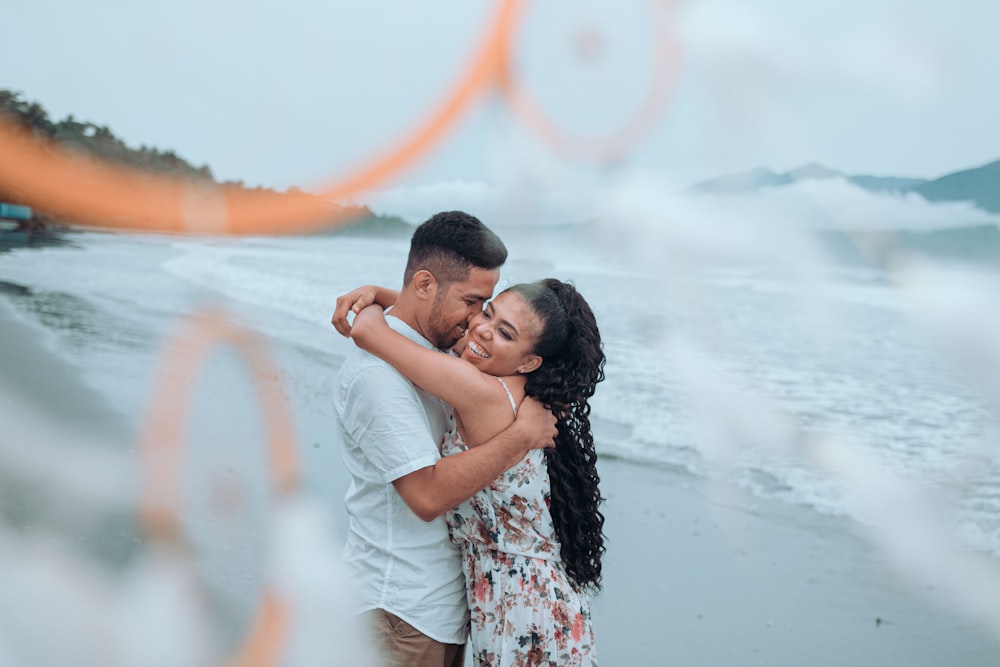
[{"x1": 4, "y1": 0, "x2": 1000, "y2": 201}]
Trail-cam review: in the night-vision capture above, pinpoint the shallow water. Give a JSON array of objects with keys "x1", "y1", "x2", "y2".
[{"x1": 1, "y1": 226, "x2": 998, "y2": 559}]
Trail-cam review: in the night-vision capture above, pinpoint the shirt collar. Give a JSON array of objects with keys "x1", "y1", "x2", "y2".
[{"x1": 385, "y1": 312, "x2": 437, "y2": 351}]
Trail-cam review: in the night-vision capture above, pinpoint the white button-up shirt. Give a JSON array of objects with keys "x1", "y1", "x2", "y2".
[{"x1": 333, "y1": 315, "x2": 468, "y2": 644}]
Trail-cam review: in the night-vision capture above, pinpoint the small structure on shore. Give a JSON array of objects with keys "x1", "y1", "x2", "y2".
[
  {"x1": 1, "y1": 201, "x2": 54, "y2": 247},
  {"x1": 0, "y1": 202, "x2": 32, "y2": 221}
]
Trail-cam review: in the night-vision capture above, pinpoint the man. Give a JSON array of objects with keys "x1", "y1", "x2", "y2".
[{"x1": 330, "y1": 211, "x2": 558, "y2": 667}]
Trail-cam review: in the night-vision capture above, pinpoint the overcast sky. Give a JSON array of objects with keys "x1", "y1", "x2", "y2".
[{"x1": 5, "y1": 0, "x2": 999, "y2": 196}]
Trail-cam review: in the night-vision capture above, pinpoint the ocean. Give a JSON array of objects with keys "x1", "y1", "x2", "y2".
[
  {"x1": 0, "y1": 211, "x2": 1000, "y2": 555},
  {"x1": 2, "y1": 209, "x2": 1000, "y2": 563}
]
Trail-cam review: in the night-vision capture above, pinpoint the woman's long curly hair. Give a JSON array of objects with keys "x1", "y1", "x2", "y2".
[{"x1": 508, "y1": 279, "x2": 606, "y2": 592}]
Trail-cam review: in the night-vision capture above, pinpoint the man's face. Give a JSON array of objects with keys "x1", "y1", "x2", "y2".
[{"x1": 425, "y1": 267, "x2": 500, "y2": 349}]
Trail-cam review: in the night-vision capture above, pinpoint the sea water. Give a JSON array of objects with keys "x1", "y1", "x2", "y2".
[{"x1": 1, "y1": 216, "x2": 999, "y2": 560}]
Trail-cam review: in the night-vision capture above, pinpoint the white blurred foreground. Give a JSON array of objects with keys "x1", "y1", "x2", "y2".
[{"x1": 0, "y1": 380, "x2": 381, "y2": 667}]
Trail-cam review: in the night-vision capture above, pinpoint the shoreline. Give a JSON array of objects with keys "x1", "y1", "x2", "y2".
[{"x1": 0, "y1": 296, "x2": 131, "y2": 441}]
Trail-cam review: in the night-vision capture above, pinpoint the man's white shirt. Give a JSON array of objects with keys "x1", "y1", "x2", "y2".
[{"x1": 333, "y1": 315, "x2": 468, "y2": 644}]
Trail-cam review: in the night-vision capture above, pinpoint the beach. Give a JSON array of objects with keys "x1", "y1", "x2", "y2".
[
  {"x1": 593, "y1": 459, "x2": 1000, "y2": 666},
  {"x1": 2, "y1": 230, "x2": 1000, "y2": 665}
]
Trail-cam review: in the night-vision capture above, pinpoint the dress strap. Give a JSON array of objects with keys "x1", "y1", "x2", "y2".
[{"x1": 496, "y1": 377, "x2": 518, "y2": 416}]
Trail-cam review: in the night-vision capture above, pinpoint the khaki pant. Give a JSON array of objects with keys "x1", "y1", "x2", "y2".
[{"x1": 366, "y1": 609, "x2": 466, "y2": 667}]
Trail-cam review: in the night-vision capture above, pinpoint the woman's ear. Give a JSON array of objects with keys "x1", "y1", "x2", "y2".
[
  {"x1": 517, "y1": 354, "x2": 543, "y2": 375},
  {"x1": 411, "y1": 270, "x2": 437, "y2": 300}
]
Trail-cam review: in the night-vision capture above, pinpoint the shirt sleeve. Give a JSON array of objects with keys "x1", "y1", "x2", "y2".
[{"x1": 339, "y1": 364, "x2": 443, "y2": 483}]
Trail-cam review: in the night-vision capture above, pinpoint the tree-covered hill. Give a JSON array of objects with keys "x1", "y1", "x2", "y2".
[
  {"x1": 913, "y1": 159, "x2": 1000, "y2": 214},
  {"x1": 0, "y1": 89, "x2": 407, "y2": 236},
  {"x1": 1, "y1": 89, "x2": 216, "y2": 184}
]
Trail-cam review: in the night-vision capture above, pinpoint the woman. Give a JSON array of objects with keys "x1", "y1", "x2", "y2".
[{"x1": 349, "y1": 278, "x2": 606, "y2": 666}]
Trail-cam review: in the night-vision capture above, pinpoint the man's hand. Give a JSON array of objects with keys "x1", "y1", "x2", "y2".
[
  {"x1": 331, "y1": 285, "x2": 382, "y2": 337},
  {"x1": 513, "y1": 396, "x2": 559, "y2": 450},
  {"x1": 393, "y1": 397, "x2": 560, "y2": 521}
]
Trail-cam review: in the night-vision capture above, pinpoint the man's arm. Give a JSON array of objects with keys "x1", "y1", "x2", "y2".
[
  {"x1": 331, "y1": 284, "x2": 400, "y2": 337},
  {"x1": 393, "y1": 397, "x2": 558, "y2": 522}
]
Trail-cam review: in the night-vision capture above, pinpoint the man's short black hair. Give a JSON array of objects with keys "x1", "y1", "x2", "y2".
[{"x1": 403, "y1": 211, "x2": 507, "y2": 286}]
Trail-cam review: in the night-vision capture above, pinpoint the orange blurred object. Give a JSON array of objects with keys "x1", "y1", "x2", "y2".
[
  {"x1": 138, "y1": 308, "x2": 298, "y2": 667},
  {"x1": 499, "y1": 0, "x2": 682, "y2": 162},
  {"x1": 0, "y1": 0, "x2": 520, "y2": 235},
  {"x1": 0, "y1": 0, "x2": 684, "y2": 234}
]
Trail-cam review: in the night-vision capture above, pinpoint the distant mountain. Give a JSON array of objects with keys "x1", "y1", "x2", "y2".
[
  {"x1": 848, "y1": 175, "x2": 927, "y2": 193},
  {"x1": 687, "y1": 159, "x2": 1000, "y2": 216},
  {"x1": 913, "y1": 159, "x2": 1000, "y2": 214},
  {"x1": 319, "y1": 210, "x2": 414, "y2": 238},
  {"x1": 687, "y1": 167, "x2": 794, "y2": 194},
  {"x1": 688, "y1": 163, "x2": 928, "y2": 196},
  {"x1": 786, "y1": 163, "x2": 842, "y2": 181}
]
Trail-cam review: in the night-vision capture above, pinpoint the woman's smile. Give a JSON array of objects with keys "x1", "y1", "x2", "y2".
[{"x1": 467, "y1": 339, "x2": 492, "y2": 359}]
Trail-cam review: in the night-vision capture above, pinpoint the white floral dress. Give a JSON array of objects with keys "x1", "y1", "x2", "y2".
[{"x1": 443, "y1": 378, "x2": 597, "y2": 667}]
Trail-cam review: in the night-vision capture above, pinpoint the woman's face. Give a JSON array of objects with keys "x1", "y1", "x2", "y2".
[{"x1": 458, "y1": 291, "x2": 543, "y2": 377}]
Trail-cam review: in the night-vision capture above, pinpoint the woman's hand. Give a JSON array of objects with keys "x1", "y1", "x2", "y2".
[
  {"x1": 331, "y1": 285, "x2": 398, "y2": 337},
  {"x1": 512, "y1": 397, "x2": 559, "y2": 450},
  {"x1": 349, "y1": 304, "x2": 388, "y2": 343}
]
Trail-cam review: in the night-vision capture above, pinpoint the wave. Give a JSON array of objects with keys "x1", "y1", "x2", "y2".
[{"x1": 681, "y1": 175, "x2": 999, "y2": 231}]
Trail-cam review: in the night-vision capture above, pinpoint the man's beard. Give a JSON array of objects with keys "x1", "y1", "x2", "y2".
[{"x1": 428, "y1": 290, "x2": 462, "y2": 350}]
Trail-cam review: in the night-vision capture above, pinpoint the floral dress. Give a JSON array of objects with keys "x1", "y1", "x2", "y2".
[{"x1": 443, "y1": 378, "x2": 597, "y2": 667}]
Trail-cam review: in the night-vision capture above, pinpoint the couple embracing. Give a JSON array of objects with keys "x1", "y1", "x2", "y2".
[{"x1": 331, "y1": 211, "x2": 606, "y2": 667}]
